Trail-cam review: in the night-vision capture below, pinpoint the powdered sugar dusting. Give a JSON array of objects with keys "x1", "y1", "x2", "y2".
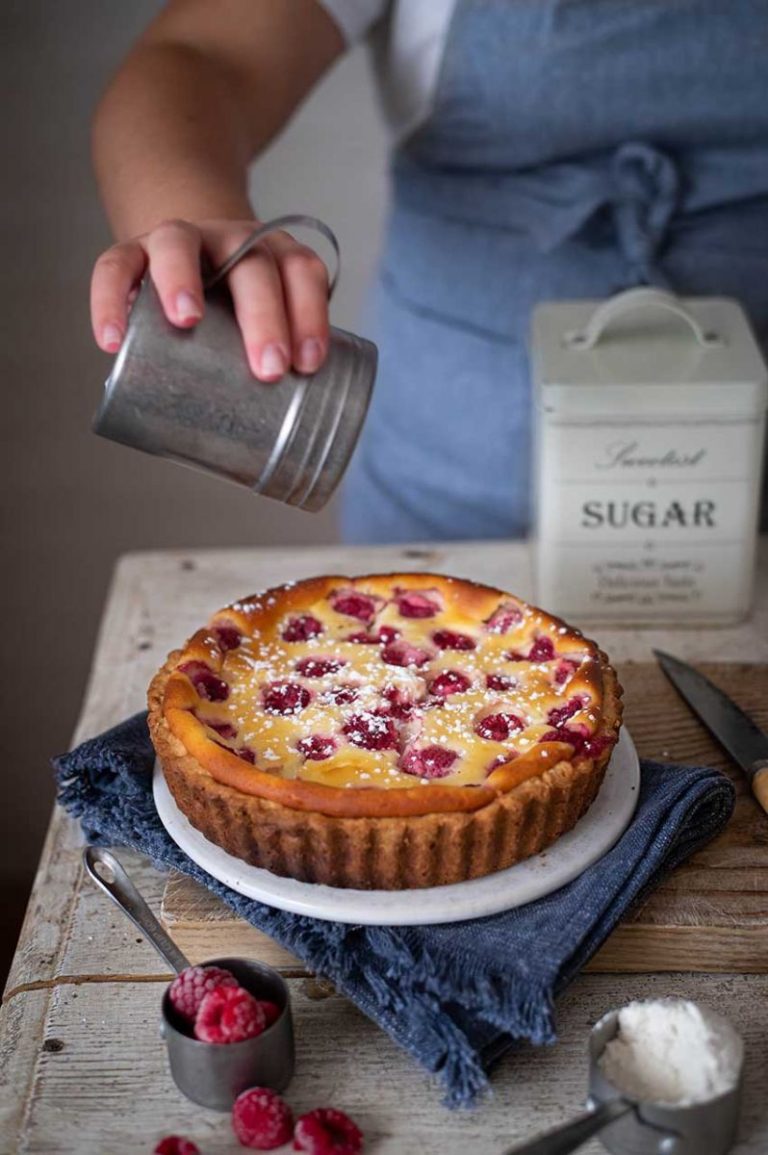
[{"x1": 189, "y1": 579, "x2": 602, "y2": 789}]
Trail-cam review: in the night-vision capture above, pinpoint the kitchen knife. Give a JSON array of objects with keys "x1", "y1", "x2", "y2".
[{"x1": 654, "y1": 649, "x2": 768, "y2": 815}]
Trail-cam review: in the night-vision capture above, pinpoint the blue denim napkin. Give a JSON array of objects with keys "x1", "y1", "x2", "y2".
[{"x1": 54, "y1": 713, "x2": 734, "y2": 1107}]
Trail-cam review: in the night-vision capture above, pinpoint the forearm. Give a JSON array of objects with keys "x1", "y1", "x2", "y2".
[
  {"x1": 90, "y1": 0, "x2": 344, "y2": 377},
  {"x1": 93, "y1": 42, "x2": 258, "y2": 239}
]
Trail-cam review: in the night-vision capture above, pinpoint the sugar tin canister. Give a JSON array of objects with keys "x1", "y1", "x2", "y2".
[{"x1": 531, "y1": 288, "x2": 768, "y2": 624}]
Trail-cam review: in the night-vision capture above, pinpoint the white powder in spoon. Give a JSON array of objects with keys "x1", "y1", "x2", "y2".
[{"x1": 598, "y1": 998, "x2": 743, "y2": 1106}]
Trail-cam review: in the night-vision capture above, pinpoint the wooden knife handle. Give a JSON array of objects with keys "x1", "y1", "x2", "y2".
[{"x1": 751, "y1": 762, "x2": 768, "y2": 816}]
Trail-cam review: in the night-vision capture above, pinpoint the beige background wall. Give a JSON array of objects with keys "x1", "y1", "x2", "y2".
[{"x1": 2, "y1": 3, "x2": 389, "y2": 977}]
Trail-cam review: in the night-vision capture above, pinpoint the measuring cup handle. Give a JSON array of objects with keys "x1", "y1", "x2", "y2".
[
  {"x1": 503, "y1": 1099, "x2": 634, "y2": 1155},
  {"x1": 83, "y1": 846, "x2": 190, "y2": 975},
  {"x1": 203, "y1": 214, "x2": 341, "y2": 297}
]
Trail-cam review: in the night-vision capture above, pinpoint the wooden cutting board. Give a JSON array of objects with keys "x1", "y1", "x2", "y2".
[{"x1": 160, "y1": 662, "x2": 768, "y2": 973}]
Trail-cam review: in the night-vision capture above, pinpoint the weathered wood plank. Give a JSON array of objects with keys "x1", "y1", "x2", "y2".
[
  {"x1": 2, "y1": 540, "x2": 768, "y2": 1152},
  {"x1": 120, "y1": 537, "x2": 768, "y2": 667},
  {"x1": 10, "y1": 973, "x2": 768, "y2": 1154},
  {"x1": 0, "y1": 555, "x2": 151, "y2": 1146}
]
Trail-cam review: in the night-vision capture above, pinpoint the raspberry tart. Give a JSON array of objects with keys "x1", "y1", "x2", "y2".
[{"x1": 149, "y1": 574, "x2": 622, "y2": 889}]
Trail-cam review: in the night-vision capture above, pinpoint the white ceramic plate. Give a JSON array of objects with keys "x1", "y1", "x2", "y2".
[{"x1": 153, "y1": 728, "x2": 639, "y2": 926}]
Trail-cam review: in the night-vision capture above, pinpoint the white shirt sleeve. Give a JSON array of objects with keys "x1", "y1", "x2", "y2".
[
  {"x1": 316, "y1": 0, "x2": 390, "y2": 44},
  {"x1": 317, "y1": 0, "x2": 458, "y2": 138}
]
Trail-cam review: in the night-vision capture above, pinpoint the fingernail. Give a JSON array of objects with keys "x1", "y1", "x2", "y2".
[
  {"x1": 101, "y1": 323, "x2": 123, "y2": 352},
  {"x1": 259, "y1": 343, "x2": 288, "y2": 380},
  {"x1": 175, "y1": 290, "x2": 202, "y2": 324},
  {"x1": 298, "y1": 337, "x2": 323, "y2": 373}
]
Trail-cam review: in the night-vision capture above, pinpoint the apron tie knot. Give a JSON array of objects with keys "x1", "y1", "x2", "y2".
[{"x1": 610, "y1": 142, "x2": 682, "y2": 285}]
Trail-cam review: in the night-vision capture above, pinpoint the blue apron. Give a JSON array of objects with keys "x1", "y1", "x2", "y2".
[{"x1": 340, "y1": 0, "x2": 768, "y2": 543}]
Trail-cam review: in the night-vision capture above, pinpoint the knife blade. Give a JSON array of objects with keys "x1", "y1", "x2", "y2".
[{"x1": 654, "y1": 649, "x2": 768, "y2": 815}]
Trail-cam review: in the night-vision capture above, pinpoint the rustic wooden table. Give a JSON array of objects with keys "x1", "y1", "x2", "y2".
[{"x1": 2, "y1": 540, "x2": 768, "y2": 1155}]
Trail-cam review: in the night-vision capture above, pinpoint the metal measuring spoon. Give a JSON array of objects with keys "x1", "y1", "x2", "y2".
[
  {"x1": 504, "y1": 1005, "x2": 743, "y2": 1155},
  {"x1": 83, "y1": 846, "x2": 295, "y2": 1109}
]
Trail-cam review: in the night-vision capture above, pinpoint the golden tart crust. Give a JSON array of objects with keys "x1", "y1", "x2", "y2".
[{"x1": 149, "y1": 573, "x2": 623, "y2": 889}]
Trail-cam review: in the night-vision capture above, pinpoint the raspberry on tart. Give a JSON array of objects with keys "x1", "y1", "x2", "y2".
[
  {"x1": 400, "y1": 744, "x2": 459, "y2": 779},
  {"x1": 298, "y1": 735, "x2": 338, "y2": 761},
  {"x1": 428, "y1": 670, "x2": 472, "y2": 698},
  {"x1": 380, "y1": 639, "x2": 432, "y2": 667},
  {"x1": 282, "y1": 614, "x2": 323, "y2": 643},
  {"x1": 150, "y1": 573, "x2": 622, "y2": 889},
  {"x1": 432, "y1": 629, "x2": 476, "y2": 652},
  {"x1": 474, "y1": 712, "x2": 526, "y2": 742},
  {"x1": 394, "y1": 587, "x2": 442, "y2": 618},
  {"x1": 484, "y1": 602, "x2": 524, "y2": 634}
]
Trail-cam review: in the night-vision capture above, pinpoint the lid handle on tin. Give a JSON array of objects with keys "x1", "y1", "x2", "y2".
[
  {"x1": 564, "y1": 287, "x2": 723, "y2": 351},
  {"x1": 204, "y1": 214, "x2": 341, "y2": 297}
]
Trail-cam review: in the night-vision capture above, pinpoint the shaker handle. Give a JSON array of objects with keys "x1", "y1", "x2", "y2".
[
  {"x1": 204, "y1": 214, "x2": 341, "y2": 298},
  {"x1": 563, "y1": 287, "x2": 723, "y2": 351}
]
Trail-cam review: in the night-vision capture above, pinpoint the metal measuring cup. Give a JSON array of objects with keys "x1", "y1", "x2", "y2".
[
  {"x1": 93, "y1": 215, "x2": 377, "y2": 511},
  {"x1": 83, "y1": 847, "x2": 294, "y2": 1110},
  {"x1": 505, "y1": 1004, "x2": 743, "y2": 1155}
]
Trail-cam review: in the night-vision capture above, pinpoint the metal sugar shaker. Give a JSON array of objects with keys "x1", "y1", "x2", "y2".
[{"x1": 93, "y1": 215, "x2": 377, "y2": 512}]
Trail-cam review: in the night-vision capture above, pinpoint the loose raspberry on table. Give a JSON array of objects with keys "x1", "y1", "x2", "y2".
[
  {"x1": 233, "y1": 1087, "x2": 294, "y2": 1150},
  {"x1": 474, "y1": 713, "x2": 525, "y2": 742},
  {"x1": 194, "y1": 985, "x2": 277, "y2": 1044},
  {"x1": 168, "y1": 965, "x2": 239, "y2": 1024},
  {"x1": 179, "y1": 661, "x2": 230, "y2": 702},
  {"x1": 428, "y1": 670, "x2": 471, "y2": 698},
  {"x1": 262, "y1": 681, "x2": 312, "y2": 714},
  {"x1": 282, "y1": 614, "x2": 324, "y2": 643},
  {"x1": 342, "y1": 712, "x2": 399, "y2": 751},
  {"x1": 293, "y1": 1107, "x2": 364, "y2": 1154},
  {"x1": 153, "y1": 1138, "x2": 200, "y2": 1155},
  {"x1": 432, "y1": 630, "x2": 476, "y2": 652},
  {"x1": 400, "y1": 745, "x2": 458, "y2": 778}
]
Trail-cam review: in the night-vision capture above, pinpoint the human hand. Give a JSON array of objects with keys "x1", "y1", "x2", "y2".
[{"x1": 90, "y1": 218, "x2": 330, "y2": 381}]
